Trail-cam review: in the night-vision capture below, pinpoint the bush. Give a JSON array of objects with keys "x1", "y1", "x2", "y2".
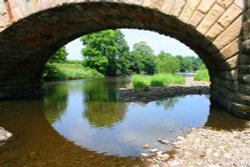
[
  {"x1": 43, "y1": 63, "x2": 104, "y2": 81},
  {"x1": 131, "y1": 74, "x2": 185, "y2": 88},
  {"x1": 194, "y1": 70, "x2": 209, "y2": 81},
  {"x1": 194, "y1": 64, "x2": 210, "y2": 81},
  {"x1": 151, "y1": 78, "x2": 164, "y2": 86},
  {"x1": 131, "y1": 75, "x2": 150, "y2": 89}
]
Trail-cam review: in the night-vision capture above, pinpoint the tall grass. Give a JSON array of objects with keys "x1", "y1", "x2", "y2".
[
  {"x1": 43, "y1": 63, "x2": 104, "y2": 81},
  {"x1": 194, "y1": 64, "x2": 210, "y2": 81},
  {"x1": 132, "y1": 74, "x2": 185, "y2": 89},
  {"x1": 194, "y1": 70, "x2": 210, "y2": 81}
]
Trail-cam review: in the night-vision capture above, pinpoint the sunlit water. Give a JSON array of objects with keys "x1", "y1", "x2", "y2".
[
  {"x1": 44, "y1": 78, "x2": 210, "y2": 156},
  {"x1": 0, "y1": 78, "x2": 249, "y2": 166}
]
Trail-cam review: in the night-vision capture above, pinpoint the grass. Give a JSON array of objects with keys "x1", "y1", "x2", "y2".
[
  {"x1": 43, "y1": 63, "x2": 104, "y2": 81},
  {"x1": 131, "y1": 74, "x2": 185, "y2": 89},
  {"x1": 194, "y1": 69, "x2": 210, "y2": 81}
]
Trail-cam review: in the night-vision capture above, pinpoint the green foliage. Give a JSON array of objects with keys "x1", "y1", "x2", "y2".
[
  {"x1": 129, "y1": 41, "x2": 156, "y2": 74},
  {"x1": 175, "y1": 55, "x2": 202, "y2": 72},
  {"x1": 43, "y1": 63, "x2": 103, "y2": 81},
  {"x1": 48, "y1": 47, "x2": 68, "y2": 63},
  {"x1": 131, "y1": 74, "x2": 185, "y2": 89},
  {"x1": 131, "y1": 75, "x2": 151, "y2": 89},
  {"x1": 194, "y1": 64, "x2": 210, "y2": 81},
  {"x1": 156, "y1": 51, "x2": 180, "y2": 73},
  {"x1": 81, "y1": 29, "x2": 130, "y2": 76}
]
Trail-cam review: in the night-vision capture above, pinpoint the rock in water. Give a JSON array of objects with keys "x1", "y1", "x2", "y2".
[
  {"x1": 143, "y1": 144, "x2": 150, "y2": 149},
  {"x1": 0, "y1": 127, "x2": 12, "y2": 145}
]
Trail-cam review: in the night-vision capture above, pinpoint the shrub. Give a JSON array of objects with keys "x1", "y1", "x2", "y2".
[{"x1": 194, "y1": 64, "x2": 210, "y2": 81}]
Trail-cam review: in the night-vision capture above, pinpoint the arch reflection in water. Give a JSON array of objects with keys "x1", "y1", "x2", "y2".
[{"x1": 44, "y1": 78, "x2": 212, "y2": 157}]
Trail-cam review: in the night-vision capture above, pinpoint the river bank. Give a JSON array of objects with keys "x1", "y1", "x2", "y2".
[
  {"x1": 120, "y1": 77, "x2": 210, "y2": 102},
  {"x1": 142, "y1": 126, "x2": 250, "y2": 167}
]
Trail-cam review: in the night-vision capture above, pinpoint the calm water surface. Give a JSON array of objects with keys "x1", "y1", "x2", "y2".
[{"x1": 0, "y1": 77, "x2": 249, "y2": 167}]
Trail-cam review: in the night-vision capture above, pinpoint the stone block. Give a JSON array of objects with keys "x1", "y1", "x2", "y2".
[
  {"x1": 213, "y1": 16, "x2": 242, "y2": 50},
  {"x1": 197, "y1": 4, "x2": 225, "y2": 34},
  {"x1": 161, "y1": 0, "x2": 175, "y2": 14},
  {"x1": 179, "y1": 0, "x2": 200, "y2": 23},
  {"x1": 234, "y1": 0, "x2": 244, "y2": 8},
  {"x1": 235, "y1": 93, "x2": 250, "y2": 105},
  {"x1": 206, "y1": 23, "x2": 223, "y2": 40},
  {"x1": 216, "y1": 55, "x2": 238, "y2": 70},
  {"x1": 239, "y1": 65, "x2": 250, "y2": 74},
  {"x1": 241, "y1": 40, "x2": 250, "y2": 53},
  {"x1": 220, "y1": 39, "x2": 239, "y2": 60},
  {"x1": 239, "y1": 84, "x2": 250, "y2": 95},
  {"x1": 239, "y1": 74, "x2": 250, "y2": 83},
  {"x1": 217, "y1": 4, "x2": 242, "y2": 28},
  {"x1": 217, "y1": 0, "x2": 234, "y2": 9},
  {"x1": 168, "y1": 0, "x2": 186, "y2": 17},
  {"x1": 189, "y1": 11, "x2": 204, "y2": 27},
  {"x1": 143, "y1": 0, "x2": 164, "y2": 9},
  {"x1": 217, "y1": 69, "x2": 238, "y2": 80},
  {"x1": 197, "y1": 0, "x2": 215, "y2": 13},
  {"x1": 239, "y1": 54, "x2": 250, "y2": 65}
]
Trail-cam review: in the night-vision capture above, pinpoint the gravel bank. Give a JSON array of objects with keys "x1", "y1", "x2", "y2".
[{"x1": 144, "y1": 126, "x2": 250, "y2": 167}]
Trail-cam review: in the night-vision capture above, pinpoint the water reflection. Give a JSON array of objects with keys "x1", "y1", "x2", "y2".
[
  {"x1": 44, "y1": 78, "x2": 213, "y2": 156},
  {"x1": 82, "y1": 78, "x2": 128, "y2": 128}
]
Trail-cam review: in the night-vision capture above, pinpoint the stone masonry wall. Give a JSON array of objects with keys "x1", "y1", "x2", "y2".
[{"x1": 0, "y1": 0, "x2": 249, "y2": 118}]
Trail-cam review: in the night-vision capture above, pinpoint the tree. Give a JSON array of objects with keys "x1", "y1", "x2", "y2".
[
  {"x1": 81, "y1": 29, "x2": 130, "y2": 76},
  {"x1": 156, "y1": 51, "x2": 180, "y2": 73},
  {"x1": 129, "y1": 41, "x2": 156, "y2": 74},
  {"x1": 48, "y1": 46, "x2": 68, "y2": 63},
  {"x1": 175, "y1": 55, "x2": 194, "y2": 72}
]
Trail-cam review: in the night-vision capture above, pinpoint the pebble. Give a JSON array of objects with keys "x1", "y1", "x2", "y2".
[
  {"x1": 141, "y1": 153, "x2": 149, "y2": 157},
  {"x1": 150, "y1": 149, "x2": 158, "y2": 153},
  {"x1": 157, "y1": 139, "x2": 170, "y2": 144},
  {"x1": 143, "y1": 126, "x2": 250, "y2": 167},
  {"x1": 143, "y1": 144, "x2": 150, "y2": 149}
]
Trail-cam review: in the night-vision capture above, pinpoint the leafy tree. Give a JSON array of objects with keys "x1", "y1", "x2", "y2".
[
  {"x1": 48, "y1": 47, "x2": 68, "y2": 63},
  {"x1": 81, "y1": 30, "x2": 130, "y2": 76},
  {"x1": 175, "y1": 55, "x2": 194, "y2": 72},
  {"x1": 156, "y1": 51, "x2": 180, "y2": 73},
  {"x1": 129, "y1": 41, "x2": 156, "y2": 74}
]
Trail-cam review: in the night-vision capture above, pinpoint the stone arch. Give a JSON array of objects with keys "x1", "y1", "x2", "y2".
[{"x1": 0, "y1": 0, "x2": 249, "y2": 118}]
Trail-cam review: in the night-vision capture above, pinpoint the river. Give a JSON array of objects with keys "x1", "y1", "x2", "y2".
[{"x1": 0, "y1": 77, "x2": 248, "y2": 167}]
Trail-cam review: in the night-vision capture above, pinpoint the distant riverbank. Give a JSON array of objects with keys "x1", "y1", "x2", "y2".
[{"x1": 120, "y1": 77, "x2": 210, "y2": 103}]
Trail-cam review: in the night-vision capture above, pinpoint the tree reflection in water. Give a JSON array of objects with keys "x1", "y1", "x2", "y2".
[{"x1": 83, "y1": 78, "x2": 128, "y2": 128}]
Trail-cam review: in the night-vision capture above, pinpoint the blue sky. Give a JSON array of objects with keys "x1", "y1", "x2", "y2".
[{"x1": 66, "y1": 29, "x2": 197, "y2": 60}]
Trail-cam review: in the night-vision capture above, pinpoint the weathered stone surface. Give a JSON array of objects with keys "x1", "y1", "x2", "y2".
[
  {"x1": 161, "y1": 0, "x2": 175, "y2": 14},
  {"x1": 189, "y1": 11, "x2": 204, "y2": 27},
  {"x1": 143, "y1": 0, "x2": 164, "y2": 9},
  {"x1": 213, "y1": 16, "x2": 242, "y2": 50},
  {"x1": 197, "y1": 4, "x2": 225, "y2": 34},
  {"x1": 206, "y1": 23, "x2": 224, "y2": 40},
  {"x1": 197, "y1": 0, "x2": 215, "y2": 14},
  {"x1": 218, "y1": 4, "x2": 242, "y2": 28},
  {"x1": 217, "y1": 0, "x2": 234, "y2": 9},
  {"x1": 179, "y1": 0, "x2": 200, "y2": 23},
  {"x1": 170, "y1": 0, "x2": 186, "y2": 17},
  {"x1": 241, "y1": 39, "x2": 250, "y2": 53},
  {"x1": 219, "y1": 55, "x2": 238, "y2": 70}
]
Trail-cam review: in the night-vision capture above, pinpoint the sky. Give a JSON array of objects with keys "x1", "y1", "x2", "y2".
[{"x1": 66, "y1": 29, "x2": 197, "y2": 60}]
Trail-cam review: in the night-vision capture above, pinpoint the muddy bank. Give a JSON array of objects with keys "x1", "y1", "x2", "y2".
[
  {"x1": 143, "y1": 126, "x2": 250, "y2": 167},
  {"x1": 120, "y1": 77, "x2": 210, "y2": 102}
]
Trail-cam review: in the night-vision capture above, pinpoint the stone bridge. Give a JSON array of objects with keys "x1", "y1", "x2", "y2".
[{"x1": 0, "y1": 0, "x2": 249, "y2": 119}]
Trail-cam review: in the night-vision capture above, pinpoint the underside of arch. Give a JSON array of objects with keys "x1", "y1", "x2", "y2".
[{"x1": 0, "y1": 1, "x2": 249, "y2": 119}]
